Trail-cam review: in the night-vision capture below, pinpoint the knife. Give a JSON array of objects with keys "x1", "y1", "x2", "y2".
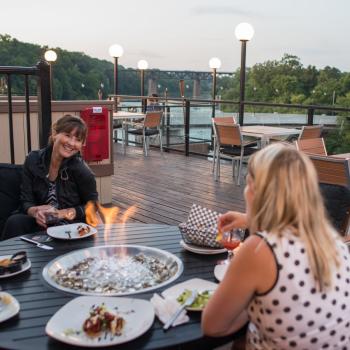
[
  {"x1": 20, "y1": 236, "x2": 54, "y2": 250},
  {"x1": 163, "y1": 290, "x2": 198, "y2": 331}
]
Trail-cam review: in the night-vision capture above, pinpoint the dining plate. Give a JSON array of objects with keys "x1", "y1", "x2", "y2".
[
  {"x1": 214, "y1": 264, "x2": 228, "y2": 282},
  {"x1": 0, "y1": 292, "x2": 20, "y2": 322},
  {"x1": 180, "y1": 240, "x2": 226, "y2": 255},
  {"x1": 47, "y1": 223, "x2": 97, "y2": 240},
  {"x1": 162, "y1": 278, "x2": 218, "y2": 311},
  {"x1": 0, "y1": 255, "x2": 31, "y2": 279},
  {"x1": 46, "y1": 296, "x2": 155, "y2": 347}
]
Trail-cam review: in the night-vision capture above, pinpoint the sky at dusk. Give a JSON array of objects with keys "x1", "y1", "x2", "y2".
[{"x1": 1, "y1": 0, "x2": 349, "y2": 72}]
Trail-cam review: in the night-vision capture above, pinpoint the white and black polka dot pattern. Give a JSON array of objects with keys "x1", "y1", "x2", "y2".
[{"x1": 246, "y1": 230, "x2": 350, "y2": 350}]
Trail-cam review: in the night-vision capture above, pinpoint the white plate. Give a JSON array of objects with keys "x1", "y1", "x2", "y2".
[
  {"x1": 162, "y1": 278, "x2": 218, "y2": 311},
  {"x1": 47, "y1": 223, "x2": 97, "y2": 240},
  {"x1": 0, "y1": 256, "x2": 31, "y2": 279},
  {"x1": 214, "y1": 264, "x2": 228, "y2": 282},
  {"x1": 46, "y1": 296, "x2": 155, "y2": 347},
  {"x1": 0, "y1": 292, "x2": 20, "y2": 322},
  {"x1": 180, "y1": 240, "x2": 226, "y2": 255}
]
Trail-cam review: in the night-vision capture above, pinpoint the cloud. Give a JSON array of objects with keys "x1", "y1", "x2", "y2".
[
  {"x1": 128, "y1": 50, "x2": 165, "y2": 59},
  {"x1": 190, "y1": 5, "x2": 256, "y2": 17}
]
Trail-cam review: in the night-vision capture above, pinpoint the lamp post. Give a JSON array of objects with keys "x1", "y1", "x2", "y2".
[
  {"x1": 235, "y1": 23, "x2": 254, "y2": 125},
  {"x1": 137, "y1": 59, "x2": 148, "y2": 112},
  {"x1": 209, "y1": 57, "x2": 221, "y2": 118},
  {"x1": 44, "y1": 49, "x2": 57, "y2": 99},
  {"x1": 109, "y1": 44, "x2": 124, "y2": 109}
]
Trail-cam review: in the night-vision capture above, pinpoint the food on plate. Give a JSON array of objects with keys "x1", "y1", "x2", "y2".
[
  {"x1": 77, "y1": 225, "x2": 91, "y2": 236},
  {"x1": 0, "y1": 293, "x2": 12, "y2": 306},
  {"x1": 216, "y1": 229, "x2": 223, "y2": 242},
  {"x1": 83, "y1": 303, "x2": 125, "y2": 337},
  {"x1": 0, "y1": 251, "x2": 27, "y2": 275},
  {"x1": 177, "y1": 289, "x2": 212, "y2": 309}
]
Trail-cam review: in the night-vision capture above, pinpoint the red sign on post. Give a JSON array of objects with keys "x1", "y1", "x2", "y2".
[{"x1": 80, "y1": 107, "x2": 109, "y2": 161}]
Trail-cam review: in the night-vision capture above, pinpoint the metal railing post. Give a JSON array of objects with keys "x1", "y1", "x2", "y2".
[
  {"x1": 307, "y1": 108, "x2": 314, "y2": 125},
  {"x1": 36, "y1": 60, "x2": 52, "y2": 148},
  {"x1": 6, "y1": 74, "x2": 15, "y2": 164},
  {"x1": 166, "y1": 106, "x2": 170, "y2": 148},
  {"x1": 184, "y1": 99, "x2": 190, "y2": 156}
]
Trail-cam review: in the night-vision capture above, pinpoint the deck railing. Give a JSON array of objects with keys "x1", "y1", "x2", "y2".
[
  {"x1": 0, "y1": 61, "x2": 51, "y2": 163},
  {"x1": 111, "y1": 94, "x2": 350, "y2": 156}
]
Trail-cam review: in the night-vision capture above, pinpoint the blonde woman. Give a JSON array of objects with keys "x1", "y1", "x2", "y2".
[{"x1": 202, "y1": 143, "x2": 350, "y2": 349}]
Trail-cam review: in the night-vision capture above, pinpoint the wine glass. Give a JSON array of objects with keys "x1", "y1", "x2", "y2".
[{"x1": 220, "y1": 229, "x2": 245, "y2": 264}]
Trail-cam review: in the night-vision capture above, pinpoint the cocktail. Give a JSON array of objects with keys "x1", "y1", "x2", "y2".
[{"x1": 218, "y1": 229, "x2": 245, "y2": 263}]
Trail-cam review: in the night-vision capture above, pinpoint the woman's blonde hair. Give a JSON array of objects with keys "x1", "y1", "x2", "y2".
[{"x1": 248, "y1": 143, "x2": 340, "y2": 291}]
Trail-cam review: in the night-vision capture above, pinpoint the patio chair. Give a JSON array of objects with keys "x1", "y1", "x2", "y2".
[
  {"x1": 214, "y1": 122, "x2": 258, "y2": 186},
  {"x1": 211, "y1": 116, "x2": 236, "y2": 173},
  {"x1": 298, "y1": 125, "x2": 323, "y2": 140},
  {"x1": 122, "y1": 111, "x2": 163, "y2": 156},
  {"x1": 309, "y1": 155, "x2": 350, "y2": 236},
  {"x1": 294, "y1": 137, "x2": 327, "y2": 156}
]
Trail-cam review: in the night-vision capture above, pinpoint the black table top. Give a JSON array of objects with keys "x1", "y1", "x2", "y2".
[{"x1": 0, "y1": 224, "x2": 233, "y2": 350}]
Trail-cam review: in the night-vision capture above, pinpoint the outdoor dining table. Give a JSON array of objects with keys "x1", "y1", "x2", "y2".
[
  {"x1": 0, "y1": 224, "x2": 234, "y2": 350},
  {"x1": 113, "y1": 111, "x2": 146, "y2": 146},
  {"x1": 329, "y1": 153, "x2": 350, "y2": 159},
  {"x1": 241, "y1": 125, "x2": 301, "y2": 147}
]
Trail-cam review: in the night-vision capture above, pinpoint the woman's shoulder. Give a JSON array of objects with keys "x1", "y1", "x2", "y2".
[{"x1": 67, "y1": 156, "x2": 95, "y2": 177}]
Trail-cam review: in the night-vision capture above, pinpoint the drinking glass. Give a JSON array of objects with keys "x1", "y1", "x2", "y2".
[
  {"x1": 44, "y1": 207, "x2": 60, "y2": 226},
  {"x1": 220, "y1": 229, "x2": 245, "y2": 263}
]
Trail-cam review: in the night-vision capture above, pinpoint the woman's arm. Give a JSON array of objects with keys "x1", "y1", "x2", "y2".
[
  {"x1": 72, "y1": 160, "x2": 98, "y2": 221},
  {"x1": 201, "y1": 235, "x2": 277, "y2": 337}
]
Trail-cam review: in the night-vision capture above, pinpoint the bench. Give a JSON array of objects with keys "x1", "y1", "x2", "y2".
[{"x1": 0, "y1": 164, "x2": 23, "y2": 236}]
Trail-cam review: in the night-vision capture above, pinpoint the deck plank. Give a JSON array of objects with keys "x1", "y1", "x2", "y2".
[{"x1": 111, "y1": 144, "x2": 246, "y2": 224}]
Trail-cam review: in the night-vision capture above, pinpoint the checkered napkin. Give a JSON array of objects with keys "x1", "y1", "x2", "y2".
[{"x1": 179, "y1": 204, "x2": 223, "y2": 249}]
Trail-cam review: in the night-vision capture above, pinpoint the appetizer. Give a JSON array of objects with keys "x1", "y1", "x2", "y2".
[
  {"x1": 216, "y1": 229, "x2": 223, "y2": 242},
  {"x1": 177, "y1": 289, "x2": 212, "y2": 309},
  {"x1": 0, "y1": 251, "x2": 27, "y2": 275},
  {"x1": 0, "y1": 293, "x2": 12, "y2": 306},
  {"x1": 77, "y1": 225, "x2": 91, "y2": 237},
  {"x1": 83, "y1": 304, "x2": 125, "y2": 337}
]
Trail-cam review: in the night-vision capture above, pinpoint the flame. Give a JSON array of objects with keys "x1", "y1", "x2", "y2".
[
  {"x1": 85, "y1": 201, "x2": 101, "y2": 227},
  {"x1": 120, "y1": 205, "x2": 137, "y2": 224},
  {"x1": 85, "y1": 201, "x2": 137, "y2": 242}
]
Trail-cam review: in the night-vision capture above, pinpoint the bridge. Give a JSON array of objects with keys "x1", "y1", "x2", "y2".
[{"x1": 119, "y1": 69, "x2": 234, "y2": 98}]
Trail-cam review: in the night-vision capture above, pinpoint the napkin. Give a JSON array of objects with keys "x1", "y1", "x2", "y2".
[{"x1": 150, "y1": 293, "x2": 189, "y2": 327}]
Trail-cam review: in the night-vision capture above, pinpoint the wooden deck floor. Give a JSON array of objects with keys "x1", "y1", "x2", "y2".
[{"x1": 111, "y1": 143, "x2": 246, "y2": 225}]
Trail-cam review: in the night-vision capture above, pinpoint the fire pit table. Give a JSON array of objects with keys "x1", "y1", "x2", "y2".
[{"x1": 0, "y1": 224, "x2": 236, "y2": 350}]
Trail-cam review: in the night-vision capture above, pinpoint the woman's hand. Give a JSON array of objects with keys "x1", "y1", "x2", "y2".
[
  {"x1": 28, "y1": 205, "x2": 53, "y2": 228},
  {"x1": 218, "y1": 211, "x2": 248, "y2": 233},
  {"x1": 58, "y1": 208, "x2": 76, "y2": 221}
]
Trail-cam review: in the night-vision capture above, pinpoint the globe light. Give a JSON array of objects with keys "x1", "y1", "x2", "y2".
[
  {"x1": 209, "y1": 57, "x2": 221, "y2": 70},
  {"x1": 137, "y1": 59, "x2": 148, "y2": 70},
  {"x1": 108, "y1": 44, "x2": 124, "y2": 58},
  {"x1": 44, "y1": 49, "x2": 57, "y2": 62},
  {"x1": 235, "y1": 23, "x2": 254, "y2": 41}
]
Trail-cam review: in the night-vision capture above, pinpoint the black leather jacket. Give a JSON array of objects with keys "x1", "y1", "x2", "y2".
[{"x1": 20, "y1": 146, "x2": 98, "y2": 221}]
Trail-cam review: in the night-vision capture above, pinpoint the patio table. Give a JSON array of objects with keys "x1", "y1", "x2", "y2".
[
  {"x1": 113, "y1": 111, "x2": 146, "y2": 146},
  {"x1": 241, "y1": 125, "x2": 301, "y2": 147},
  {"x1": 0, "y1": 224, "x2": 234, "y2": 350},
  {"x1": 329, "y1": 153, "x2": 350, "y2": 159}
]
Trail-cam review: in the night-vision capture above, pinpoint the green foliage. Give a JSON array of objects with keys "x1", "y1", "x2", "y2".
[{"x1": 0, "y1": 35, "x2": 211, "y2": 100}]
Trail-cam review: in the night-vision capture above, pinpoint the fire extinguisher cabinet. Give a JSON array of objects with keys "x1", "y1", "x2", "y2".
[{"x1": 80, "y1": 107, "x2": 109, "y2": 162}]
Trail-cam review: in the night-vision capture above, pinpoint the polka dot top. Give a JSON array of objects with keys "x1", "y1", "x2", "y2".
[{"x1": 246, "y1": 230, "x2": 350, "y2": 350}]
